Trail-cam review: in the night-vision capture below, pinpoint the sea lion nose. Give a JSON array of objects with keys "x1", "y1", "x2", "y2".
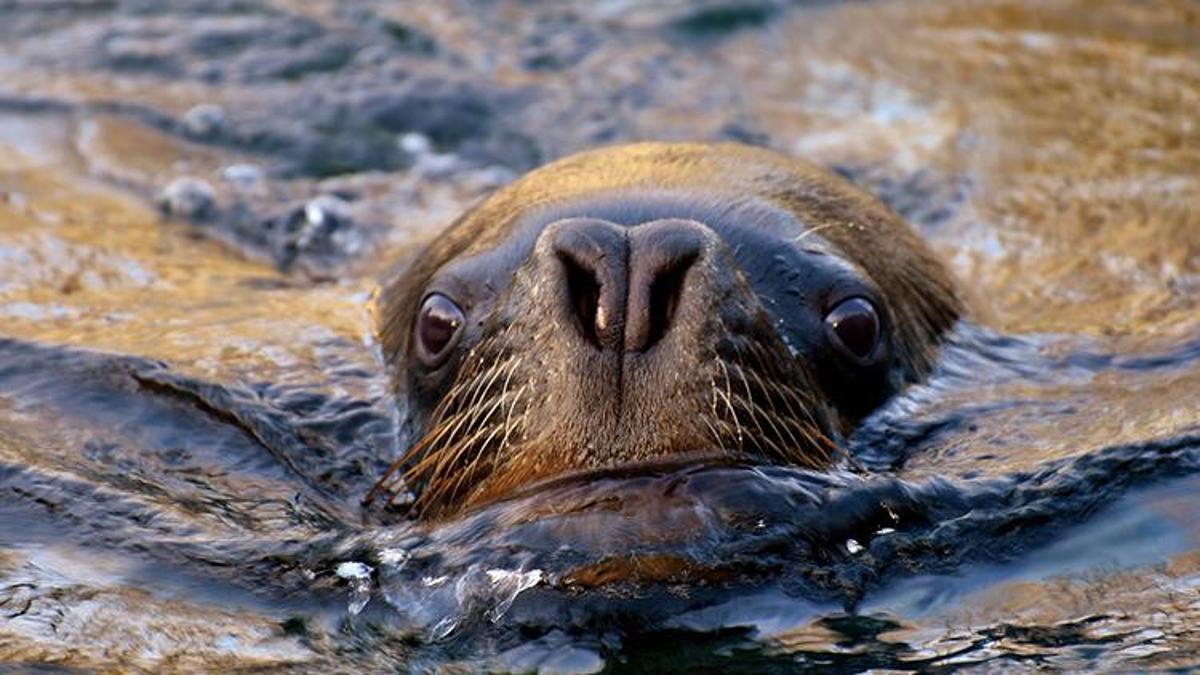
[{"x1": 548, "y1": 218, "x2": 707, "y2": 353}]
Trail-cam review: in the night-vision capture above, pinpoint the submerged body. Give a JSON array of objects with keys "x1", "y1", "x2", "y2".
[{"x1": 374, "y1": 142, "x2": 963, "y2": 518}]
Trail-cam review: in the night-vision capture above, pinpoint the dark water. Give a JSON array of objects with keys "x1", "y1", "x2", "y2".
[{"x1": 1, "y1": 1, "x2": 1198, "y2": 671}]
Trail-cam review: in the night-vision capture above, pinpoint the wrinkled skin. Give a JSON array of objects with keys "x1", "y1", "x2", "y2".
[{"x1": 373, "y1": 142, "x2": 963, "y2": 518}]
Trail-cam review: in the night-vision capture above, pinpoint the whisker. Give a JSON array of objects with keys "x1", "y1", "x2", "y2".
[
  {"x1": 790, "y1": 222, "x2": 837, "y2": 244},
  {"x1": 718, "y1": 360, "x2": 744, "y2": 449}
]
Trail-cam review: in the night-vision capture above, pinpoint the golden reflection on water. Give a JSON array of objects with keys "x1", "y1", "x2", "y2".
[
  {"x1": 727, "y1": 0, "x2": 1200, "y2": 338},
  {"x1": 0, "y1": 113, "x2": 378, "y2": 383}
]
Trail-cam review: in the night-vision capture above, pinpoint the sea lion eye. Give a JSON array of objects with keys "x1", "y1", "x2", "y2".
[
  {"x1": 824, "y1": 297, "x2": 880, "y2": 361},
  {"x1": 415, "y1": 293, "x2": 464, "y2": 365}
]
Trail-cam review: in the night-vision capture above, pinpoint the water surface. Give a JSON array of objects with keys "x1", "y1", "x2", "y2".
[{"x1": 1, "y1": 0, "x2": 1198, "y2": 671}]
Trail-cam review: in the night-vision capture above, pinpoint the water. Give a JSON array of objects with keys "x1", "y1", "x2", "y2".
[{"x1": 1, "y1": 0, "x2": 1198, "y2": 671}]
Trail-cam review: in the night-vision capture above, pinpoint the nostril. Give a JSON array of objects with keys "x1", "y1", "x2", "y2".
[
  {"x1": 548, "y1": 218, "x2": 629, "y2": 352},
  {"x1": 644, "y1": 252, "x2": 697, "y2": 351},
  {"x1": 560, "y1": 252, "x2": 602, "y2": 348},
  {"x1": 625, "y1": 221, "x2": 708, "y2": 353}
]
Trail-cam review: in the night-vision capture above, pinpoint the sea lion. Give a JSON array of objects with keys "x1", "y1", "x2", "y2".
[{"x1": 370, "y1": 142, "x2": 962, "y2": 519}]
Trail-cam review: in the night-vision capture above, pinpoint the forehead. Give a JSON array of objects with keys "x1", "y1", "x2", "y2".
[
  {"x1": 513, "y1": 189, "x2": 804, "y2": 239},
  {"x1": 445, "y1": 188, "x2": 840, "y2": 268}
]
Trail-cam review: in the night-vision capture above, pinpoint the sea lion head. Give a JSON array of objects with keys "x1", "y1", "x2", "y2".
[{"x1": 374, "y1": 142, "x2": 961, "y2": 519}]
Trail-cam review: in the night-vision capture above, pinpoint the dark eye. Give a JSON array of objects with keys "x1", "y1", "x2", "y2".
[
  {"x1": 824, "y1": 297, "x2": 880, "y2": 361},
  {"x1": 415, "y1": 293, "x2": 464, "y2": 366}
]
